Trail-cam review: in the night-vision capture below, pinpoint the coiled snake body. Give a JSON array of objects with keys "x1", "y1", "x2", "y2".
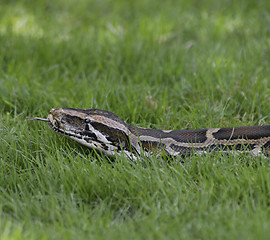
[{"x1": 30, "y1": 108, "x2": 270, "y2": 159}]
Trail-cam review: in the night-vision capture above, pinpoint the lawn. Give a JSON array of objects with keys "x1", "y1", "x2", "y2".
[{"x1": 0, "y1": 0, "x2": 270, "y2": 239}]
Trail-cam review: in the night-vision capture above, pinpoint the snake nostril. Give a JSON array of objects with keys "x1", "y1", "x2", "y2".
[{"x1": 49, "y1": 108, "x2": 55, "y2": 114}]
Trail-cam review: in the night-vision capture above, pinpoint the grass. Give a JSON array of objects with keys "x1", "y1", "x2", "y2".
[{"x1": 0, "y1": 0, "x2": 270, "y2": 239}]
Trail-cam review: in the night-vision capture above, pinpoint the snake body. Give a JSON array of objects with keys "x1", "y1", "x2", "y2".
[{"x1": 30, "y1": 108, "x2": 270, "y2": 159}]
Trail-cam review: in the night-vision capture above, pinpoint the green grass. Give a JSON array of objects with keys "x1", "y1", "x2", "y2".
[{"x1": 0, "y1": 0, "x2": 270, "y2": 239}]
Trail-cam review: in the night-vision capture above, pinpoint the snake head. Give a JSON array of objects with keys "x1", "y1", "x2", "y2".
[{"x1": 29, "y1": 108, "x2": 137, "y2": 157}]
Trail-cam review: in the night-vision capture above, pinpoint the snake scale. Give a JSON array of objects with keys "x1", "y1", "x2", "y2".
[{"x1": 29, "y1": 108, "x2": 270, "y2": 159}]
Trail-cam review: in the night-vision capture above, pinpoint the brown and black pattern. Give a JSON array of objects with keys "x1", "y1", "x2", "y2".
[
  {"x1": 29, "y1": 108, "x2": 270, "y2": 158},
  {"x1": 212, "y1": 125, "x2": 270, "y2": 141}
]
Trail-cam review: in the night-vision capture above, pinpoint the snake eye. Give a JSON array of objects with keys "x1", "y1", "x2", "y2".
[{"x1": 85, "y1": 119, "x2": 91, "y2": 123}]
